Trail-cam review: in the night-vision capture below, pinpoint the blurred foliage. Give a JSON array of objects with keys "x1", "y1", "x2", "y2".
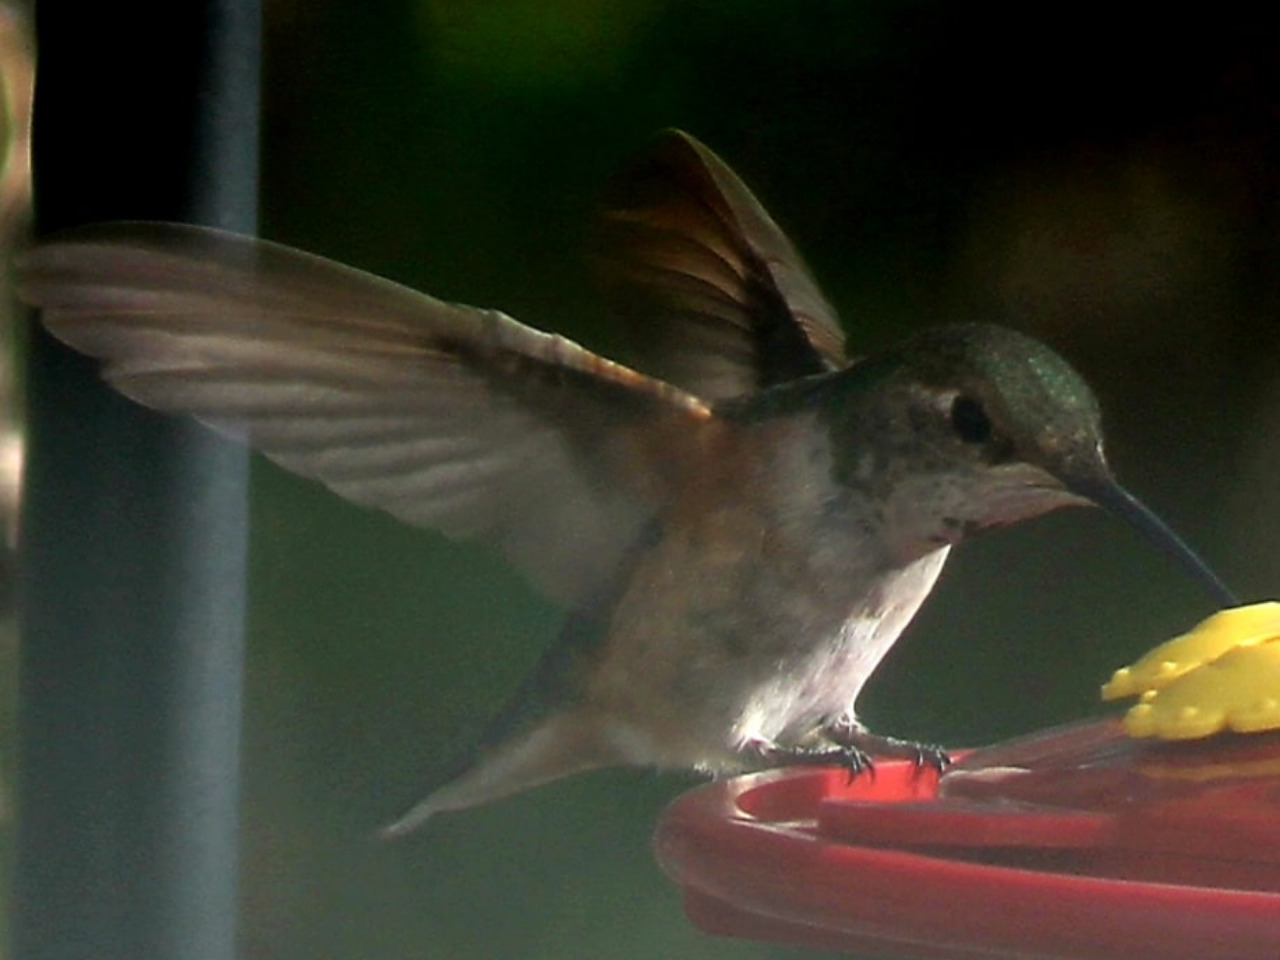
[
  {"x1": 414, "y1": 0, "x2": 665, "y2": 91},
  {"x1": 8, "y1": 0, "x2": 1280, "y2": 957}
]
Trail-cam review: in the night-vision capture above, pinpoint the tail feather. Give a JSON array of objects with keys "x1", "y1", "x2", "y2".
[
  {"x1": 379, "y1": 712, "x2": 608, "y2": 837},
  {"x1": 381, "y1": 609, "x2": 616, "y2": 837}
]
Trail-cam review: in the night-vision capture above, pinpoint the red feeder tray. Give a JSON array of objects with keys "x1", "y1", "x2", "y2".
[{"x1": 654, "y1": 719, "x2": 1280, "y2": 959}]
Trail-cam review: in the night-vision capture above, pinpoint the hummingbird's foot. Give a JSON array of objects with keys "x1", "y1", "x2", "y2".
[
  {"x1": 742, "y1": 740, "x2": 876, "y2": 778},
  {"x1": 821, "y1": 719, "x2": 951, "y2": 775}
]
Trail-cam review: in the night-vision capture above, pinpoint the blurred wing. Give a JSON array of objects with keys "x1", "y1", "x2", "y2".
[
  {"x1": 595, "y1": 130, "x2": 847, "y2": 400},
  {"x1": 20, "y1": 222, "x2": 713, "y2": 607}
]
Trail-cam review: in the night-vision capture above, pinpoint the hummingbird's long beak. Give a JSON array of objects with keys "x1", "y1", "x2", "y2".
[{"x1": 1069, "y1": 475, "x2": 1238, "y2": 608}]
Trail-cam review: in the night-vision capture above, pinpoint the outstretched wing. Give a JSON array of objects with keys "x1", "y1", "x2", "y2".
[
  {"x1": 20, "y1": 222, "x2": 714, "y2": 607},
  {"x1": 595, "y1": 130, "x2": 847, "y2": 400}
]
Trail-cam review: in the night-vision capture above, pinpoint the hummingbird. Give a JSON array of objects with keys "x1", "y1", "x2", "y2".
[{"x1": 19, "y1": 131, "x2": 1236, "y2": 836}]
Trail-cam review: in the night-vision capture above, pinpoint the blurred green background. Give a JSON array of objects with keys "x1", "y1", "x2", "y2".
[{"x1": 12, "y1": 1, "x2": 1280, "y2": 958}]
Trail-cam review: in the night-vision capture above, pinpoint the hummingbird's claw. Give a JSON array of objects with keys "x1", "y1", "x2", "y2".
[
  {"x1": 820, "y1": 719, "x2": 952, "y2": 775},
  {"x1": 743, "y1": 739, "x2": 877, "y2": 780},
  {"x1": 836, "y1": 745, "x2": 875, "y2": 784},
  {"x1": 909, "y1": 742, "x2": 953, "y2": 775}
]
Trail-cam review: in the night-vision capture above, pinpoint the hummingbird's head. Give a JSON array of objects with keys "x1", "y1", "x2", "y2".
[
  {"x1": 836, "y1": 323, "x2": 1102, "y2": 557},
  {"x1": 827, "y1": 323, "x2": 1235, "y2": 605},
  {"x1": 898, "y1": 322, "x2": 1112, "y2": 498}
]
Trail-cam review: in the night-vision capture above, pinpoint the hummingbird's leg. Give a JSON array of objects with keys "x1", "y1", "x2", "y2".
[
  {"x1": 739, "y1": 737, "x2": 876, "y2": 777},
  {"x1": 822, "y1": 715, "x2": 951, "y2": 773}
]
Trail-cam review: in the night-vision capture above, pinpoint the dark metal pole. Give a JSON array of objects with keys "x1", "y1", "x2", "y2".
[{"x1": 14, "y1": 3, "x2": 259, "y2": 959}]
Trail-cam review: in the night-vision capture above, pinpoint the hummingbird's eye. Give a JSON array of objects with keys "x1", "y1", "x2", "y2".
[{"x1": 950, "y1": 395, "x2": 992, "y2": 444}]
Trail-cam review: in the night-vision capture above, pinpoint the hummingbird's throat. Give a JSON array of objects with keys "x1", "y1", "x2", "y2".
[{"x1": 883, "y1": 468, "x2": 1080, "y2": 564}]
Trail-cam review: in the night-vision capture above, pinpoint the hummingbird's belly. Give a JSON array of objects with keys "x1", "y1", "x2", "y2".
[
  {"x1": 726, "y1": 545, "x2": 950, "y2": 753},
  {"x1": 584, "y1": 518, "x2": 951, "y2": 772}
]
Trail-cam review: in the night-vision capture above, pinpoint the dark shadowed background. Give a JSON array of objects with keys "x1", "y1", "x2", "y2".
[{"x1": 7, "y1": 1, "x2": 1280, "y2": 958}]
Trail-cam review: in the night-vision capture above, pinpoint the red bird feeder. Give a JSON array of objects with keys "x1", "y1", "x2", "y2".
[{"x1": 654, "y1": 718, "x2": 1280, "y2": 959}]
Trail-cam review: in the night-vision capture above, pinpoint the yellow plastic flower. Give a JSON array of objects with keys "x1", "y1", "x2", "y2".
[{"x1": 1102, "y1": 602, "x2": 1280, "y2": 740}]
